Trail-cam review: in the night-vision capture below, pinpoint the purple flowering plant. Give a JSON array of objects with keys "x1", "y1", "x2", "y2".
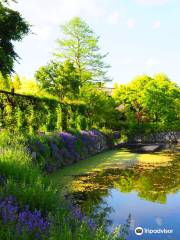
[
  {"x1": 0, "y1": 196, "x2": 51, "y2": 239},
  {"x1": 59, "y1": 132, "x2": 80, "y2": 160},
  {"x1": 71, "y1": 204, "x2": 97, "y2": 231}
]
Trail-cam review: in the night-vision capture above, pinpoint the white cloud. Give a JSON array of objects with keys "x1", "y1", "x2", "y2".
[
  {"x1": 11, "y1": 0, "x2": 106, "y2": 26},
  {"x1": 107, "y1": 11, "x2": 121, "y2": 25},
  {"x1": 127, "y1": 18, "x2": 136, "y2": 29},
  {"x1": 135, "y1": 0, "x2": 169, "y2": 6},
  {"x1": 153, "y1": 21, "x2": 161, "y2": 29},
  {"x1": 146, "y1": 58, "x2": 160, "y2": 67}
]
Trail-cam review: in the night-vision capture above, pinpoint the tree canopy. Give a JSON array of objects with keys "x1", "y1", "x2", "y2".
[
  {"x1": 113, "y1": 73, "x2": 180, "y2": 135},
  {"x1": 35, "y1": 60, "x2": 81, "y2": 100},
  {"x1": 79, "y1": 83, "x2": 117, "y2": 129},
  {"x1": 54, "y1": 17, "x2": 110, "y2": 84},
  {"x1": 0, "y1": 0, "x2": 30, "y2": 76}
]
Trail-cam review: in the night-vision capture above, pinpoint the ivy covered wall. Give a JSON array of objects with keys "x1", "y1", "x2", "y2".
[{"x1": 0, "y1": 91, "x2": 88, "y2": 133}]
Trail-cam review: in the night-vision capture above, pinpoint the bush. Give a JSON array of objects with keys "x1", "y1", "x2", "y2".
[{"x1": 0, "y1": 91, "x2": 87, "y2": 133}]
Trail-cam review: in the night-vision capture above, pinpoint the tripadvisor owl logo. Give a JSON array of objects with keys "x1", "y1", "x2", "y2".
[{"x1": 135, "y1": 227, "x2": 144, "y2": 236}]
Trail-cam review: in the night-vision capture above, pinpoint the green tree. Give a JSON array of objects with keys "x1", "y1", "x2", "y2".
[
  {"x1": 113, "y1": 73, "x2": 180, "y2": 135},
  {"x1": 0, "y1": 72, "x2": 11, "y2": 90},
  {"x1": 54, "y1": 17, "x2": 110, "y2": 84},
  {"x1": 0, "y1": 1, "x2": 30, "y2": 75},
  {"x1": 12, "y1": 73, "x2": 21, "y2": 90},
  {"x1": 141, "y1": 74, "x2": 180, "y2": 131},
  {"x1": 80, "y1": 84, "x2": 116, "y2": 129},
  {"x1": 35, "y1": 60, "x2": 81, "y2": 100}
]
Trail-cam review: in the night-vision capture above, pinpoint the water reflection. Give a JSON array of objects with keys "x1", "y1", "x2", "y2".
[{"x1": 69, "y1": 150, "x2": 180, "y2": 239}]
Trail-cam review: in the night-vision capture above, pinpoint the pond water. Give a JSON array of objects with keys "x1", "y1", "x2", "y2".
[{"x1": 70, "y1": 148, "x2": 180, "y2": 240}]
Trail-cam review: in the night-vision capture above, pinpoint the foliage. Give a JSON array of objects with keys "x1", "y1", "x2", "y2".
[
  {"x1": 0, "y1": 84, "x2": 118, "y2": 132},
  {"x1": 0, "y1": 74, "x2": 41, "y2": 95},
  {"x1": 35, "y1": 60, "x2": 81, "y2": 100},
  {"x1": 0, "y1": 128, "x2": 109, "y2": 173},
  {"x1": 0, "y1": 72, "x2": 11, "y2": 90},
  {"x1": 17, "y1": 77, "x2": 40, "y2": 95},
  {"x1": 79, "y1": 83, "x2": 118, "y2": 129},
  {"x1": 26, "y1": 129, "x2": 108, "y2": 172},
  {"x1": 12, "y1": 74, "x2": 21, "y2": 90},
  {"x1": 0, "y1": 1, "x2": 30, "y2": 75},
  {"x1": 0, "y1": 196, "x2": 50, "y2": 240},
  {"x1": 113, "y1": 73, "x2": 180, "y2": 136},
  {"x1": 0, "y1": 91, "x2": 87, "y2": 132},
  {"x1": 0, "y1": 131, "x2": 124, "y2": 240},
  {"x1": 0, "y1": 131, "x2": 57, "y2": 212},
  {"x1": 54, "y1": 17, "x2": 111, "y2": 83}
]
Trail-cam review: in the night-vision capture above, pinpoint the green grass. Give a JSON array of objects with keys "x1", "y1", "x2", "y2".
[
  {"x1": 0, "y1": 131, "x2": 126, "y2": 240},
  {"x1": 0, "y1": 132, "x2": 57, "y2": 213}
]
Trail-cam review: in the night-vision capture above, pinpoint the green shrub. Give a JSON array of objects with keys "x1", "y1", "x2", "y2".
[{"x1": 0, "y1": 92, "x2": 87, "y2": 133}]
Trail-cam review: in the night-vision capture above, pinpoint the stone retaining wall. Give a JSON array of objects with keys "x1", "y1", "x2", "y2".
[
  {"x1": 128, "y1": 132, "x2": 180, "y2": 143},
  {"x1": 28, "y1": 130, "x2": 109, "y2": 173}
]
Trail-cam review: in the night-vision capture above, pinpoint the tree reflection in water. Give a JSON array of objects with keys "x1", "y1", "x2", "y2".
[{"x1": 69, "y1": 150, "x2": 180, "y2": 234}]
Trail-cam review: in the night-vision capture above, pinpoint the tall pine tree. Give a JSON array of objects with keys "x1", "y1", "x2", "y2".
[{"x1": 54, "y1": 17, "x2": 111, "y2": 84}]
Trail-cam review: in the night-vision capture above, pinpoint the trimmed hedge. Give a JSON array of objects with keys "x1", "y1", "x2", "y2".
[{"x1": 0, "y1": 90, "x2": 88, "y2": 132}]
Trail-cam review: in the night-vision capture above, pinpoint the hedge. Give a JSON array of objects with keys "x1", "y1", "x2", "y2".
[{"x1": 0, "y1": 90, "x2": 88, "y2": 133}]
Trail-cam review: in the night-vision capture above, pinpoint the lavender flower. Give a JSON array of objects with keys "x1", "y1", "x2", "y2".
[
  {"x1": 59, "y1": 132, "x2": 77, "y2": 151},
  {"x1": 0, "y1": 196, "x2": 18, "y2": 223},
  {"x1": 87, "y1": 219, "x2": 97, "y2": 230},
  {"x1": 59, "y1": 132, "x2": 79, "y2": 159},
  {"x1": 71, "y1": 204, "x2": 97, "y2": 231},
  {"x1": 0, "y1": 196, "x2": 51, "y2": 239},
  {"x1": 72, "y1": 205, "x2": 84, "y2": 221}
]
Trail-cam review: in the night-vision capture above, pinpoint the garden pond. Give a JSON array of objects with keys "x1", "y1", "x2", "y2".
[{"x1": 64, "y1": 146, "x2": 180, "y2": 240}]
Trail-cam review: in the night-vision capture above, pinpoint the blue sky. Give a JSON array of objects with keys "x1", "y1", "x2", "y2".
[{"x1": 11, "y1": 0, "x2": 180, "y2": 86}]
